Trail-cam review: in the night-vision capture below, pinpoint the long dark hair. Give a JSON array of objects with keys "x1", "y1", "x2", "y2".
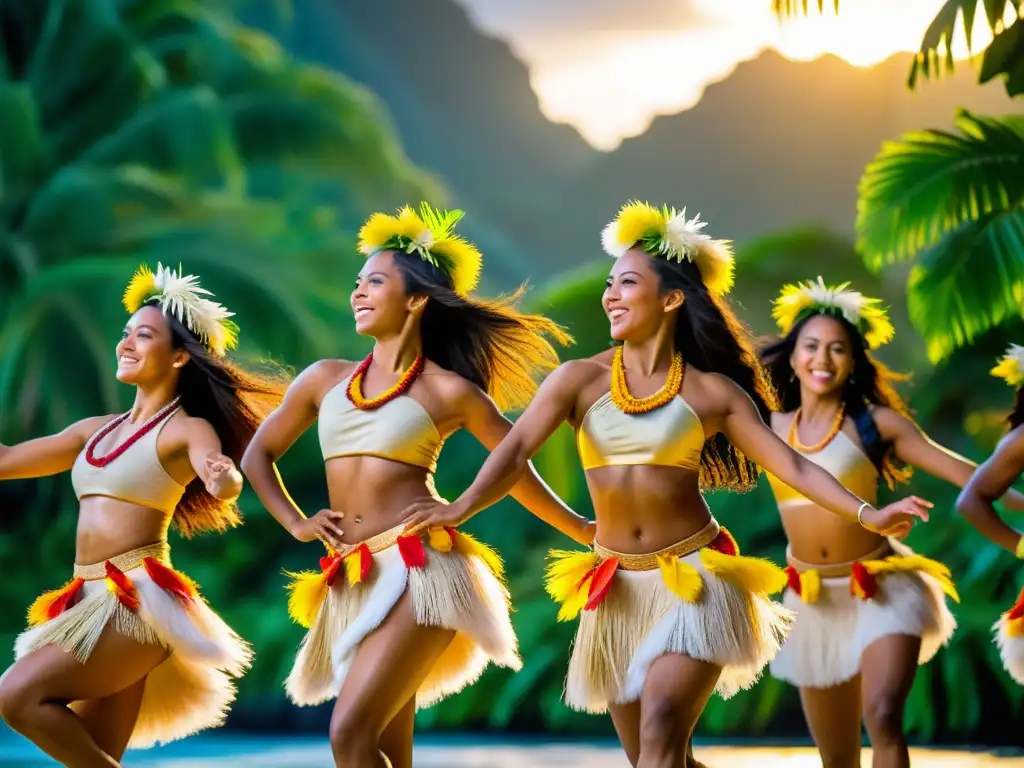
[
  {"x1": 760, "y1": 312, "x2": 912, "y2": 488},
  {"x1": 1009, "y1": 388, "x2": 1024, "y2": 430},
  {"x1": 648, "y1": 257, "x2": 779, "y2": 492},
  {"x1": 152, "y1": 301, "x2": 287, "y2": 537},
  {"x1": 390, "y1": 252, "x2": 572, "y2": 411}
]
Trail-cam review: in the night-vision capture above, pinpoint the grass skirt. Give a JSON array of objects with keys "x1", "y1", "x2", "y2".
[
  {"x1": 770, "y1": 539, "x2": 957, "y2": 689},
  {"x1": 284, "y1": 525, "x2": 520, "y2": 708},
  {"x1": 9, "y1": 542, "x2": 251, "y2": 748},
  {"x1": 546, "y1": 520, "x2": 793, "y2": 714},
  {"x1": 995, "y1": 586, "x2": 1024, "y2": 685}
]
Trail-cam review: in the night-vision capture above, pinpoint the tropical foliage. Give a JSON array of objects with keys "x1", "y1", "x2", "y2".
[{"x1": 772, "y1": 0, "x2": 1024, "y2": 95}]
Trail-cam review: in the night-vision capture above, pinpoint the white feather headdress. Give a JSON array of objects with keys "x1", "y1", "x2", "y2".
[
  {"x1": 122, "y1": 263, "x2": 238, "y2": 356},
  {"x1": 992, "y1": 344, "x2": 1024, "y2": 387},
  {"x1": 772, "y1": 276, "x2": 894, "y2": 350}
]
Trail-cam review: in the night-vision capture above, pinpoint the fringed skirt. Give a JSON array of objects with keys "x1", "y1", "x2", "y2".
[
  {"x1": 770, "y1": 539, "x2": 958, "y2": 689},
  {"x1": 9, "y1": 542, "x2": 251, "y2": 748},
  {"x1": 284, "y1": 524, "x2": 520, "y2": 708},
  {"x1": 545, "y1": 518, "x2": 794, "y2": 714},
  {"x1": 995, "y1": 586, "x2": 1024, "y2": 685}
]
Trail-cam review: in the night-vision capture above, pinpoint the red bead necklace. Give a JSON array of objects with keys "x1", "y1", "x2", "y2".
[
  {"x1": 85, "y1": 398, "x2": 181, "y2": 468},
  {"x1": 346, "y1": 353, "x2": 424, "y2": 411}
]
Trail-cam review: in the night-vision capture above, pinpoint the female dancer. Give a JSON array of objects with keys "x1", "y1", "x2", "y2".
[
  {"x1": 241, "y1": 203, "x2": 591, "y2": 768},
  {"x1": 760, "y1": 277, "x2": 1022, "y2": 768},
  {"x1": 400, "y1": 202, "x2": 930, "y2": 768},
  {"x1": 955, "y1": 344, "x2": 1024, "y2": 685},
  {"x1": 0, "y1": 264, "x2": 280, "y2": 767}
]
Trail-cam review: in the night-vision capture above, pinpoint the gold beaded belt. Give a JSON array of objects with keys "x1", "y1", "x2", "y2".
[
  {"x1": 593, "y1": 518, "x2": 721, "y2": 571},
  {"x1": 331, "y1": 523, "x2": 406, "y2": 559},
  {"x1": 73, "y1": 541, "x2": 171, "y2": 581},
  {"x1": 786, "y1": 539, "x2": 892, "y2": 579}
]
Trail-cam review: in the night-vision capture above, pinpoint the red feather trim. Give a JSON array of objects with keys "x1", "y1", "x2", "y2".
[
  {"x1": 142, "y1": 558, "x2": 196, "y2": 602},
  {"x1": 784, "y1": 565, "x2": 802, "y2": 596},
  {"x1": 850, "y1": 561, "x2": 878, "y2": 601},
  {"x1": 1008, "y1": 586, "x2": 1024, "y2": 622},
  {"x1": 708, "y1": 527, "x2": 739, "y2": 556},
  {"x1": 30, "y1": 579, "x2": 86, "y2": 625},
  {"x1": 105, "y1": 561, "x2": 139, "y2": 611},
  {"x1": 320, "y1": 554, "x2": 344, "y2": 587},
  {"x1": 348, "y1": 543, "x2": 373, "y2": 582},
  {"x1": 584, "y1": 558, "x2": 620, "y2": 612},
  {"x1": 398, "y1": 535, "x2": 427, "y2": 568}
]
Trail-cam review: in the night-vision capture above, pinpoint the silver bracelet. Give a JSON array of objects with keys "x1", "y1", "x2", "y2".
[{"x1": 856, "y1": 502, "x2": 870, "y2": 526}]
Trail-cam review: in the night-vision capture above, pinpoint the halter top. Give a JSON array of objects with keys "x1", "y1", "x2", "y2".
[
  {"x1": 317, "y1": 375, "x2": 443, "y2": 472},
  {"x1": 577, "y1": 391, "x2": 705, "y2": 471},
  {"x1": 766, "y1": 428, "x2": 878, "y2": 508},
  {"x1": 71, "y1": 409, "x2": 187, "y2": 515}
]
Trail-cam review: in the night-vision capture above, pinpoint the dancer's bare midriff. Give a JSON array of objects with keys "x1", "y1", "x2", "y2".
[
  {"x1": 585, "y1": 464, "x2": 712, "y2": 554},
  {"x1": 74, "y1": 498, "x2": 171, "y2": 565},
  {"x1": 781, "y1": 502, "x2": 886, "y2": 565}
]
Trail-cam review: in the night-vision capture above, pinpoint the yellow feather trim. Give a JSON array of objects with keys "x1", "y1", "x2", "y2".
[
  {"x1": 992, "y1": 345, "x2": 1024, "y2": 387},
  {"x1": 122, "y1": 264, "x2": 159, "y2": 313},
  {"x1": 861, "y1": 554, "x2": 960, "y2": 603},
  {"x1": 1004, "y1": 615, "x2": 1024, "y2": 639},
  {"x1": 699, "y1": 550, "x2": 789, "y2": 596},
  {"x1": 452, "y1": 530, "x2": 505, "y2": 582},
  {"x1": 283, "y1": 569, "x2": 329, "y2": 629},
  {"x1": 557, "y1": 578, "x2": 593, "y2": 622},
  {"x1": 26, "y1": 581, "x2": 78, "y2": 627},
  {"x1": 544, "y1": 549, "x2": 600, "y2": 610},
  {"x1": 427, "y1": 527, "x2": 454, "y2": 553},
  {"x1": 609, "y1": 201, "x2": 667, "y2": 253},
  {"x1": 800, "y1": 569, "x2": 821, "y2": 604},
  {"x1": 343, "y1": 554, "x2": 363, "y2": 587},
  {"x1": 357, "y1": 203, "x2": 482, "y2": 297},
  {"x1": 772, "y1": 277, "x2": 894, "y2": 350},
  {"x1": 656, "y1": 553, "x2": 703, "y2": 603}
]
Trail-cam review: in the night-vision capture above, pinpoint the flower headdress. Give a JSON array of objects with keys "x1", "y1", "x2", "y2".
[
  {"x1": 600, "y1": 201, "x2": 734, "y2": 295},
  {"x1": 772, "y1": 277, "x2": 894, "y2": 350},
  {"x1": 122, "y1": 263, "x2": 239, "y2": 357},
  {"x1": 357, "y1": 202, "x2": 483, "y2": 297},
  {"x1": 992, "y1": 345, "x2": 1024, "y2": 387}
]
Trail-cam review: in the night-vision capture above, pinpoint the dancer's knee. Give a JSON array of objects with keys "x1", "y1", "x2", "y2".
[
  {"x1": 637, "y1": 697, "x2": 687, "y2": 766},
  {"x1": 330, "y1": 702, "x2": 379, "y2": 763},
  {"x1": 0, "y1": 670, "x2": 37, "y2": 731},
  {"x1": 863, "y1": 694, "x2": 903, "y2": 746}
]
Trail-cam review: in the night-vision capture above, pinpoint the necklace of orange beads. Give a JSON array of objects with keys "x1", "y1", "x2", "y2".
[
  {"x1": 346, "y1": 352, "x2": 425, "y2": 411},
  {"x1": 609, "y1": 346, "x2": 684, "y2": 415},
  {"x1": 787, "y1": 405, "x2": 846, "y2": 453}
]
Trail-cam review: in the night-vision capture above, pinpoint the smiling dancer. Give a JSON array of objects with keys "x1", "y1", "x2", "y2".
[
  {"x1": 0, "y1": 265, "x2": 281, "y2": 767},
  {"x1": 955, "y1": 345, "x2": 1024, "y2": 686},
  {"x1": 759, "y1": 278, "x2": 1024, "y2": 768},
  {"x1": 241, "y1": 203, "x2": 591, "y2": 768},
  {"x1": 400, "y1": 202, "x2": 930, "y2": 768}
]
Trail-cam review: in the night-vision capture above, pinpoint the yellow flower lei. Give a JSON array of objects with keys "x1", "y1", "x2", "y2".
[{"x1": 609, "y1": 346, "x2": 684, "y2": 415}]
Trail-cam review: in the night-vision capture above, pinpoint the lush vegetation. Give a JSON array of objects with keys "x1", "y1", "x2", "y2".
[{"x1": 2, "y1": 0, "x2": 1023, "y2": 746}]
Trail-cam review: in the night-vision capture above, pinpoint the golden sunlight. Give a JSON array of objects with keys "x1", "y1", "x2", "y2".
[{"x1": 461, "y1": 0, "x2": 1001, "y2": 150}]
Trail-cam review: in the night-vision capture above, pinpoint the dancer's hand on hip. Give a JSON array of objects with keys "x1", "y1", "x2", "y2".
[
  {"x1": 291, "y1": 509, "x2": 346, "y2": 550},
  {"x1": 401, "y1": 498, "x2": 471, "y2": 536}
]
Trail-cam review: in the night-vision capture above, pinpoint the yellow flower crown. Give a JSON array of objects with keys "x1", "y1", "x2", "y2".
[
  {"x1": 122, "y1": 263, "x2": 239, "y2": 357},
  {"x1": 992, "y1": 344, "x2": 1024, "y2": 387},
  {"x1": 357, "y1": 202, "x2": 482, "y2": 297},
  {"x1": 772, "y1": 277, "x2": 894, "y2": 350},
  {"x1": 600, "y1": 201, "x2": 734, "y2": 295}
]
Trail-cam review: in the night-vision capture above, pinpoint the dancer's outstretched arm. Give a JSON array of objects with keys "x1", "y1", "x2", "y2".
[
  {"x1": 0, "y1": 416, "x2": 112, "y2": 480},
  {"x1": 402, "y1": 361, "x2": 587, "y2": 538},
  {"x1": 874, "y1": 407, "x2": 1024, "y2": 511},
  {"x1": 955, "y1": 425, "x2": 1024, "y2": 553}
]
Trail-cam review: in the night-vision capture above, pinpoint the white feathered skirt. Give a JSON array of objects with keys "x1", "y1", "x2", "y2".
[
  {"x1": 995, "y1": 586, "x2": 1024, "y2": 685},
  {"x1": 769, "y1": 539, "x2": 958, "y2": 689},
  {"x1": 544, "y1": 519, "x2": 794, "y2": 714},
  {"x1": 8, "y1": 541, "x2": 251, "y2": 748},
  {"x1": 284, "y1": 524, "x2": 520, "y2": 708}
]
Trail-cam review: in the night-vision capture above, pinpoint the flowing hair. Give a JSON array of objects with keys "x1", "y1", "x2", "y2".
[
  {"x1": 389, "y1": 252, "x2": 572, "y2": 411},
  {"x1": 152, "y1": 301, "x2": 287, "y2": 537},
  {"x1": 760, "y1": 313, "x2": 913, "y2": 488},
  {"x1": 648, "y1": 257, "x2": 779, "y2": 492}
]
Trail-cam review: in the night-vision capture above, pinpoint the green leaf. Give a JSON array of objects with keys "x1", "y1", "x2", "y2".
[
  {"x1": 979, "y1": 16, "x2": 1024, "y2": 95},
  {"x1": 905, "y1": 209, "x2": 1024, "y2": 362},
  {"x1": 857, "y1": 110, "x2": 1024, "y2": 270}
]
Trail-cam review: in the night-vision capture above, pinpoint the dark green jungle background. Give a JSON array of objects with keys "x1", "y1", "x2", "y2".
[{"x1": 2, "y1": 0, "x2": 1023, "y2": 747}]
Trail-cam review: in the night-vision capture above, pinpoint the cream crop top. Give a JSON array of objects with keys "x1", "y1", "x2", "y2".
[
  {"x1": 577, "y1": 392, "x2": 705, "y2": 471},
  {"x1": 766, "y1": 429, "x2": 878, "y2": 508},
  {"x1": 70, "y1": 410, "x2": 186, "y2": 515},
  {"x1": 317, "y1": 375, "x2": 443, "y2": 472}
]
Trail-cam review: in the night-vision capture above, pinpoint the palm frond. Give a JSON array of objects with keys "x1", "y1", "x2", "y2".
[
  {"x1": 978, "y1": 13, "x2": 1024, "y2": 95},
  {"x1": 770, "y1": 0, "x2": 838, "y2": 19},
  {"x1": 856, "y1": 110, "x2": 1024, "y2": 270},
  {"x1": 908, "y1": 0, "x2": 1023, "y2": 91},
  {"x1": 904, "y1": 209, "x2": 1024, "y2": 363}
]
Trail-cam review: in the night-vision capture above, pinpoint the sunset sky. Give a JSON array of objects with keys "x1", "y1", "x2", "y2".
[{"x1": 456, "y1": 0, "x2": 993, "y2": 150}]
